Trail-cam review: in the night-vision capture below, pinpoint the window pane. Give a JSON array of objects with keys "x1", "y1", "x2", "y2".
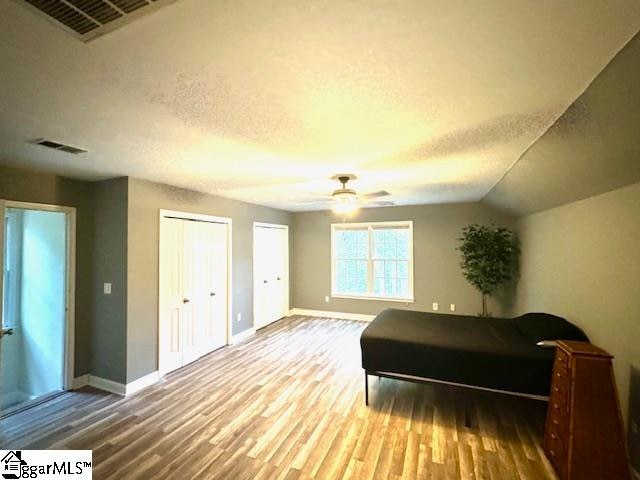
[
  {"x1": 397, "y1": 261, "x2": 408, "y2": 279},
  {"x1": 374, "y1": 278, "x2": 384, "y2": 295},
  {"x1": 397, "y1": 278, "x2": 409, "y2": 296},
  {"x1": 373, "y1": 260, "x2": 384, "y2": 278},
  {"x1": 355, "y1": 241, "x2": 368, "y2": 259},
  {"x1": 384, "y1": 277, "x2": 395, "y2": 295},
  {"x1": 373, "y1": 229, "x2": 385, "y2": 244},
  {"x1": 397, "y1": 238, "x2": 409, "y2": 260},
  {"x1": 384, "y1": 261, "x2": 396, "y2": 278},
  {"x1": 353, "y1": 230, "x2": 368, "y2": 244}
]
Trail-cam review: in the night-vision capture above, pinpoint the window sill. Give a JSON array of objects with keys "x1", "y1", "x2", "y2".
[{"x1": 331, "y1": 293, "x2": 415, "y2": 303}]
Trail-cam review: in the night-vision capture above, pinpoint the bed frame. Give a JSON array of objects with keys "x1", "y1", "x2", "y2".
[{"x1": 364, "y1": 370, "x2": 550, "y2": 405}]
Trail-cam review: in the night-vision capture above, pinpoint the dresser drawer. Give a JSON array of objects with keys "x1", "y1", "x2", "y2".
[
  {"x1": 546, "y1": 431, "x2": 565, "y2": 478},
  {"x1": 555, "y1": 349, "x2": 569, "y2": 369}
]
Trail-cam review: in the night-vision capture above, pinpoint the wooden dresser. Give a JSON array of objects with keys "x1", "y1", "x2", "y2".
[{"x1": 544, "y1": 340, "x2": 630, "y2": 479}]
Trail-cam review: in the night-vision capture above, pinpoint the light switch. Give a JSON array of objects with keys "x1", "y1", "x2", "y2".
[{"x1": 103, "y1": 283, "x2": 112, "y2": 295}]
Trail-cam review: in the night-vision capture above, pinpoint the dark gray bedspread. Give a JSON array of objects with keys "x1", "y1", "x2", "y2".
[{"x1": 360, "y1": 309, "x2": 555, "y2": 396}]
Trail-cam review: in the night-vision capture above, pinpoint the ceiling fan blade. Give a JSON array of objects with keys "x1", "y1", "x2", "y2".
[
  {"x1": 363, "y1": 200, "x2": 395, "y2": 207},
  {"x1": 361, "y1": 190, "x2": 391, "y2": 199},
  {"x1": 293, "y1": 199, "x2": 332, "y2": 206}
]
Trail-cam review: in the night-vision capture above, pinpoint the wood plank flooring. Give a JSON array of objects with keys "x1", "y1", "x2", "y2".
[{"x1": 0, "y1": 315, "x2": 557, "y2": 479}]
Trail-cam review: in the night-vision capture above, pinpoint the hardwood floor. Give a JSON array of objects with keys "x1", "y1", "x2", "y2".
[{"x1": 0, "y1": 315, "x2": 557, "y2": 479}]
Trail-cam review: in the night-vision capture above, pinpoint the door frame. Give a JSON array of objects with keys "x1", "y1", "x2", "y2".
[
  {"x1": 253, "y1": 222, "x2": 289, "y2": 330},
  {"x1": 158, "y1": 210, "x2": 233, "y2": 375},
  {"x1": 0, "y1": 200, "x2": 77, "y2": 391}
]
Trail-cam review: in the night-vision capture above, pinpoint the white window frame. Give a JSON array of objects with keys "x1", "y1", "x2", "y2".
[{"x1": 331, "y1": 220, "x2": 414, "y2": 302}]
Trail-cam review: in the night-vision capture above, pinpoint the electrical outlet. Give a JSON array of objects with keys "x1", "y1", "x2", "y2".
[
  {"x1": 103, "y1": 283, "x2": 111, "y2": 295},
  {"x1": 450, "y1": 304, "x2": 456, "y2": 312},
  {"x1": 432, "y1": 302, "x2": 438, "y2": 311},
  {"x1": 237, "y1": 313, "x2": 242, "y2": 323},
  {"x1": 325, "y1": 295, "x2": 330, "y2": 303}
]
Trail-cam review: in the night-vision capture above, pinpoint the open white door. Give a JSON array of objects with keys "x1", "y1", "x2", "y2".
[{"x1": 0, "y1": 200, "x2": 75, "y2": 415}]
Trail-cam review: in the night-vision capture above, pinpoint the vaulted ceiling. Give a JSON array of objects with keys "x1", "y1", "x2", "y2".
[{"x1": 1, "y1": 0, "x2": 639, "y2": 211}]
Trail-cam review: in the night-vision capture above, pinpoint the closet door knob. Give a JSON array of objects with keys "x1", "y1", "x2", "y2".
[
  {"x1": 263, "y1": 280, "x2": 268, "y2": 284},
  {"x1": 277, "y1": 277, "x2": 281, "y2": 281},
  {"x1": 183, "y1": 298, "x2": 190, "y2": 304},
  {"x1": 210, "y1": 292, "x2": 216, "y2": 296}
]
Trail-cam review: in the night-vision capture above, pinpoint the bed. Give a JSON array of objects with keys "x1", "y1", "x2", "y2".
[{"x1": 360, "y1": 309, "x2": 588, "y2": 403}]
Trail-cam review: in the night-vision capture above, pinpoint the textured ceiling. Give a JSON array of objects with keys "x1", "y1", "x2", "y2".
[
  {"x1": 484, "y1": 31, "x2": 640, "y2": 217},
  {"x1": 1, "y1": 0, "x2": 639, "y2": 211}
]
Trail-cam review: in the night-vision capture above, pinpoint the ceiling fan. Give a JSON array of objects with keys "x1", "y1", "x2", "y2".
[{"x1": 295, "y1": 174, "x2": 394, "y2": 213}]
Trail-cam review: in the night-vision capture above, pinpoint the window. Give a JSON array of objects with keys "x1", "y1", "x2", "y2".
[{"x1": 331, "y1": 221, "x2": 414, "y2": 301}]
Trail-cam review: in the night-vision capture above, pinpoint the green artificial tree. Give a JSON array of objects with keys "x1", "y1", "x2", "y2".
[{"x1": 457, "y1": 224, "x2": 519, "y2": 317}]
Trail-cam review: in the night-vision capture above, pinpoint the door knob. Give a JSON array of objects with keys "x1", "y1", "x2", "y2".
[
  {"x1": 277, "y1": 277, "x2": 281, "y2": 281},
  {"x1": 0, "y1": 328, "x2": 14, "y2": 338},
  {"x1": 210, "y1": 292, "x2": 216, "y2": 296},
  {"x1": 263, "y1": 280, "x2": 268, "y2": 283},
  {"x1": 183, "y1": 298, "x2": 190, "y2": 304}
]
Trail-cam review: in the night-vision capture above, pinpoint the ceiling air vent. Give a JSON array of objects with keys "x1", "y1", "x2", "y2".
[
  {"x1": 19, "y1": 0, "x2": 178, "y2": 41},
  {"x1": 32, "y1": 139, "x2": 88, "y2": 154}
]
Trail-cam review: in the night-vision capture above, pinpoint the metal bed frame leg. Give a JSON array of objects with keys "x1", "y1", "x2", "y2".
[{"x1": 365, "y1": 371, "x2": 369, "y2": 406}]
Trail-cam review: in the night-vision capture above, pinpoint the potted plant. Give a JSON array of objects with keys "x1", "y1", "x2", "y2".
[{"x1": 457, "y1": 224, "x2": 518, "y2": 317}]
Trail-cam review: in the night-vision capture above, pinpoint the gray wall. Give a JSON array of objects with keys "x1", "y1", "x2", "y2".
[
  {"x1": 292, "y1": 203, "x2": 515, "y2": 318},
  {"x1": 126, "y1": 178, "x2": 292, "y2": 382},
  {"x1": 511, "y1": 182, "x2": 640, "y2": 424},
  {"x1": 0, "y1": 164, "x2": 94, "y2": 377},
  {"x1": 91, "y1": 178, "x2": 128, "y2": 383},
  {"x1": 485, "y1": 31, "x2": 640, "y2": 216}
]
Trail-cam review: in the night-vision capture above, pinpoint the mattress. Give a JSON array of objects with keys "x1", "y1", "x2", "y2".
[{"x1": 360, "y1": 308, "x2": 555, "y2": 396}]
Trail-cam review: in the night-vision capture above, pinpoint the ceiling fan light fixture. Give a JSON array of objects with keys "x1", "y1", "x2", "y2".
[{"x1": 332, "y1": 199, "x2": 360, "y2": 215}]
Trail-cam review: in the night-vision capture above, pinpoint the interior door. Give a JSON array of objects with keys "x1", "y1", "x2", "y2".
[
  {"x1": 253, "y1": 225, "x2": 289, "y2": 330},
  {"x1": 271, "y1": 227, "x2": 289, "y2": 321},
  {"x1": 159, "y1": 215, "x2": 230, "y2": 375},
  {"x1": 180, "y1": 220, "x2": 204, "y2": 366},
  {"x1": 159, "y1": 218, "x2": 185, "y2": 374},
  {"x1": 201, "y1": 222, "x2": 228, "y2": 354}
]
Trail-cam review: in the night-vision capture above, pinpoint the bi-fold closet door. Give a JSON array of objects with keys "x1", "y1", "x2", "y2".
[
  {"x1": 159, "y1": 214, "x2": 229, "y2": 375},
  {"x1": 253, "y1": 224, "x2": 289, "y2": 330}
]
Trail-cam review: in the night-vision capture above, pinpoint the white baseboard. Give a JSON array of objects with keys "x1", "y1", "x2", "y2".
[
  {"x1": 72, "y1": 371, "x2": 160, "y2": 396},
  {"x1": 87, "y1": 375, "x2": 126, "y2": 395},
  {"x1": 72, "y1": 374, "x2": 89, "y2": 389},
  {"x1": 289, "y1": 308, "x2": 375, "y2": 322},
  {"x1": 125, "y1": 371, "x2": 160, "y2": 395},
  {"x1": 231, "y1": 327, "x2": 256, "y2": 344}
]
